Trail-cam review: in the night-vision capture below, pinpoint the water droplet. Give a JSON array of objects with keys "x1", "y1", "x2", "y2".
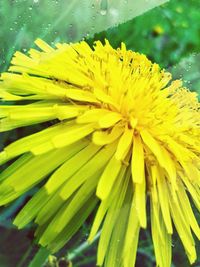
[
  {"x1": 100, "y1": 0, "x2": 108, "y2": 15},
  {"x1": 29, "y1": 6, "x2": 33, "y2": 10},
  {"x1": 91, "y1": 4, "x2": 95, "y2": 9},
  {"x1": 33, "y1": 0, "x2": 39, "y2": 2},
  {"x1": 100, "y1": 9, "x2": 107, "y2": 15}
]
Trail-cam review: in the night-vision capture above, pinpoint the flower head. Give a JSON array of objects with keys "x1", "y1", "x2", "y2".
[{"x1": 0, "y1": 39, "x2": 200, "y2": 267}]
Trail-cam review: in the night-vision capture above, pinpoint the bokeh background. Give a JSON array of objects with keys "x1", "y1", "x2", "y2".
[{"x1": 0, "y1": 0, "x2": 200, "y2": 266}]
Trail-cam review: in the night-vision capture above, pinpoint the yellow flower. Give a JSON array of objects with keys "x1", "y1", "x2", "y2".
[{"x1": 0, "y1": 39, "x2": 200, "y2": 267}]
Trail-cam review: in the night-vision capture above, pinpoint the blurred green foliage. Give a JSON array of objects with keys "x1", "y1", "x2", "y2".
[
  {"x1": 0, "y1": 0, "x2": 200, "y2": 266},
  {"x1": 95, "y1": 0, "x2": 200, "y2": 68}
]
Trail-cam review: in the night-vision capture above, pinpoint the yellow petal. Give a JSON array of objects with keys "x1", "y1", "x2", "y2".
[
  {"x1": 134, "y1": 177, "x2": 147, "y2": 228},
  {"x1": 177, "y1": 182, "x2": 200, "y2": 239},
  {"x1": 35, "y1": 38, "x2": 55, "y2": 52},
  {"x1": 52, "y1": 123, "x2": 95, "y2": 148},
  {"x1": 59, "y1": 142, "x2": 117, "y2": 200},
  {"x1": 65, "y1": 89, "x2": 99, "y2": 104},
  {"x1": 97, "y1": 168, "x2": 130, "y2": 266},
  {"x1": 39, "y1": 170, "x2": 101, "y2": 246},
  {"x1": 141, "y1": 129, "x2": 177, "y2": 191},
  {"x1": 169, "y1": 190, "x2": 197, "y2": 264},
  {"x1": 156, "y1": 168, "x2": 173, "y2": 234},
  {"x1": 151, "y1": 198, "x2": 172, "y2": 267},
  {"x1": 92, "y1": 124, "x2": 123, "y2": 145},
  {"x1": 45, "y1": 143, "x2": 100, "y2": 194},
  {"x1": 98, "y1": 112, "x2": 122, "y2": 128},
  {"x1": 131, "y1": 134, "x2": 144, "y2": 183},
  {"x1": 76, "y1": 108, "x2": 109, "y2": 124},
  {"x1": 115, "y1": 128, "x2": 133, "y2": 160},
  {"x1": 88, "y1": 166, "x2": 127, "y2": 242},
  {"x1": 96, "y1": 155, "x2": 122, "y2": 200},
  {"x1": 123, "y1": 192, "x2": 140, "y2": 258}
]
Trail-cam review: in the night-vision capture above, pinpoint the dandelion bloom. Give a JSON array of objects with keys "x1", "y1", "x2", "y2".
[{"x1": 0, "y1": 39, "x2": 200, "y2": 267}]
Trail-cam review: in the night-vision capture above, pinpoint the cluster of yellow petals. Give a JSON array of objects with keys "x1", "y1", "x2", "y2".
[{"x1": 0, "y1": 39, "x2": 200, "y2": 267}]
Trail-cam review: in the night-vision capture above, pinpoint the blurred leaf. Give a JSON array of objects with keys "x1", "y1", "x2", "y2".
[{"x1": 90, "y1": 0, "x2": 200, "y2": 68}]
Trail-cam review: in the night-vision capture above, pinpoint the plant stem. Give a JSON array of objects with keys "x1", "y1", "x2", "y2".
[{"x1": 67, "y1": 231, "x2": 101, "y2": 261}]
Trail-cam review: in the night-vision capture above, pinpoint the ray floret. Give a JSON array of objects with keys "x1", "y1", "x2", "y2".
[{"x1": 0, "y1": 39, "x2": 200, "y2": 267}]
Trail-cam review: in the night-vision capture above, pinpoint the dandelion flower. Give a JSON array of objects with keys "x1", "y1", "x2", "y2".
[{"x1": 0, "y1": 39, "x2": 200, "y2": 267}]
